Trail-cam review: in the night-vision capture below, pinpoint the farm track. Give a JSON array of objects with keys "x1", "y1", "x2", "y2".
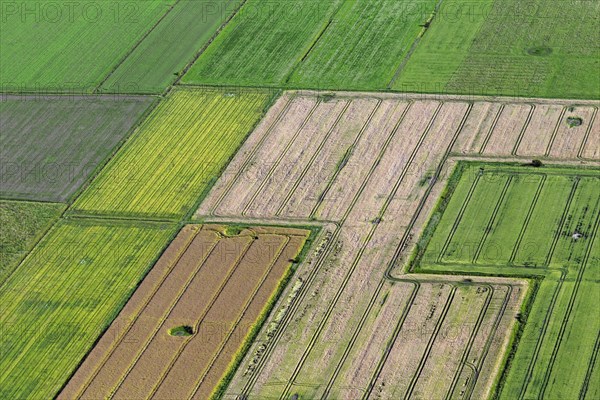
[
  {"x1": 511, "y1": 105, "x2": 536, "y2": 155},
  {"x1": 277, "y1": 102, "x2": 444, "y2": 400},
  {"x1": 578, "y1": 107, "x2": 599, "y2": 160},
  {"x1": 580, "y1": 330, "x2": 600, "y2": 399}
]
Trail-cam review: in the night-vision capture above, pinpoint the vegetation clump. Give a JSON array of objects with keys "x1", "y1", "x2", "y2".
[
  {"x1": 566, "y1": 116, "x2": 583, "y2": 127},
  {"x1": 168, "y1": 325, "x2": 194, "y2": 337}
]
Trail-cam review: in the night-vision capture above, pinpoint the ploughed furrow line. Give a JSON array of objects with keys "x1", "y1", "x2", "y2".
[
  {"x1": 150, "y1": 235, "x2": 291, "y2": 399},
  {"x1": 478, "y1": 104, "x2": 505, "y2": 154},
  {"x1": 543, "y1": 178, "x2": 580, "y2": 266},
  {"x1": 578, "y1": 107, "x2": 599, "y2": 159},
  {"x1": 472, "y1": 176, "x2": 514, "y2": 263},
  {"x1": 277, "y1": 103, "x2": 444, "y2": 400},
  {"x1": 107, "y1": 235, "x2": 255, "y2": 399},
  {"x1": 403, "y1": 286, "x2": 459, "y2": 400},
  {"x1": 511, "y1": 104, "x2": 536, "y2": 155},
  {"x1": 544, "y1": 107, "x2": 568, "y2": 156},
  {"x1": 580, "y1": 330, "x2": 600, "y2": 399},
  {"x1": 437, "y1": 171, "x2": 482, "y2": 263},
  {"x1": 517, "y1": 271, "x2": 567, "y2": 400},
  {"x1": 444, "y1": 284, "x2": 495, "y2": 400},
  {"x1": 241, "y1": 101, "x2": 325, "y2": 216},
  {"x1": 207, "y1": 95, "x2": 294, "y2": 216},
  {"x1": 58, "y1": 225, "x2": 207, "y2": 399},
  {"x1": 538, "y1": 207, "x2": 600, "y2": 398},
  {"x1": 508, "y1": 176, "x2": 547, "y2": 265},
  {"x1": 276, "y1": 99, "x2": 383, "y2": 217}
]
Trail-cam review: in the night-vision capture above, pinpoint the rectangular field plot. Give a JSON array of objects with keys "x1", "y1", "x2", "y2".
[
  {"x1": 60, "y1": 224, "x2": 309, "y2": 400},
  {"x1": 288, "y1": 0, "x2": 436, "y2": 90},
  {"x1": 181, "y1": 0, "x2": 342, "y2": 87},
  {"x1": 0, "y1": 95, "x2": 153, "y2": 202},
  {"x1": 71, "y1": 88, "x2": 271, "y2": 219},
  {"x1": 393, "y1": 0, "x2": 600, "y2": 99},
  {"x1": 99, "y1": 0, "x2": 242, "y2": 94},
  {"x1": 0, "y1": 219, "x2": 175, "y2": 400},
  {"x1": 418, "y1": 163, "x2": 600, "y2": 271},
  {"x1": 0, "y1": 200, "x2": 64, "y2": 285},
  {"x1": 0, "y1": 0, "x2": 171, "y2": 92}
]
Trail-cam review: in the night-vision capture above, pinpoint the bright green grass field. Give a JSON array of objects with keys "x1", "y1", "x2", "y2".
[
  {"x1": 414, "y1": 162, "x2": 600, "y2": 399},
  {"x1": 393, "y1": 0, "x2": 600, "y2": 99},
  {"x1": 99, "y1": 0, "x2": 242, "y2": 94},
  {"x1": 71, "y1": 88, "x2": 272, "y2": 219},
  {"x1": 288, "y1": 0, "x2": 436, "y2": 90},
  {"x1": 0, "y1": 0, "x2": 171, "y2": 92},
  {"x1": 0, "y1": 219, "x2": 174, "y2": 399},
  {"x1": 181, "y1": 0, "x2": 343, "y2": 87},
  {"x1": 0, "y1": 200, "x2": 65, "y2": 285}
]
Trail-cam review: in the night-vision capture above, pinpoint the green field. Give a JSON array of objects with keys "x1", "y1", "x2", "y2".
[
  {"x1": 0, "y1": 200, "x2": 64, "y2": 285},
  {"x1": 0, "y1": 95, "x2": 153, "y2": 202},
  {"x1": 181, "y1": 0, "x2": 343, "y2": 86},
  {"x1": 394, "y1": 0, "x2": 600, "y2": 99},
  {"x1": 0, "y1": 219, "x2": 174, "y2": 399},
  {"x1": 71, "y1": 88, "x2": 272, "y2": 219},
  {"x1": 413, "y1": 162, "x2": 600, "y2": 398},
  {"x1": 0, "y1": 0, "x2": 170, "y2": 92},
  {"x1": 99, "y1": 0, "x2": 242, "y2": 93},
  {"x1": 289, "y1": 0, "x2": 436, "y2": 90}
]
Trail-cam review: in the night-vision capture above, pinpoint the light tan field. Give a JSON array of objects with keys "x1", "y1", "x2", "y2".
[
  {"x1": 60, "y1": 225, "x2": 308, "y2": 400},
  {"x1": 188, "y1": 92, "x2": 599, "y2": 400}
]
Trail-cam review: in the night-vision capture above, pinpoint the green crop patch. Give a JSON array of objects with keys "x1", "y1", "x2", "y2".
[
  {"x1": 0, "y1": 218, "x2": 175, "y2": 400},
  {"x1": 0, "y1": 0, "x2": 172, "y2": 92},
  {"x1": 0, "y1": 200, "x2": 65, "y2": 285},
  {"x1": 181, "y1": 0, "x2": 343, "y2": 87},
  {"x1": 289, "y1": 0, "x2": 437, "y2": 90},
  {"x1": 0, "y1": 95, "x2": 154, "y2": 202},
  {"x1": 411, "y1": 162, "x2": 600, "y2": 399},
  {"x1": 393, "y1": 0, "x2": 600, "y2": 99},
  {"x1": 99, "y1": 0, "x2": 243, "y2": 94},
  {"x1": 71, "y1": 88, "x2": 272, "y2": 219}
]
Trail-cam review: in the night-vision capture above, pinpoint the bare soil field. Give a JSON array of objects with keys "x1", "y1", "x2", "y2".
[
  {"x1": 60, "y1": 224, "x2": 308, "y2": 400},
  {"x1": 191, "y1": 91, "x2": 599, "y2": 399}
]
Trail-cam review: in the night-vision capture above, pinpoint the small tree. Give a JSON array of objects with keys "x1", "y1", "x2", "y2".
[{"x1": 531, "y1": 159, "x2": 543, "y2": 168}]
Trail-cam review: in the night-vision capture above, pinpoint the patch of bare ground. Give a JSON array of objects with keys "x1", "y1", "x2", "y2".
[
  {"x1": 516, "y1": 104, "x2": 564, "y2": 157},
  {"x1": 214, "y1": 97, "x2": 317, "y2": 216},
  {"x1": 60, "y1": 225, "x2": 308, "y2": 400},
  {"x1": 196, "y1": 94, "x2": 292, "y2": 217},
  {"x1": 482, "y1": 104, "x2": 533, "y2": 155},
  {"x1": 279, "y1": 98, "x2": 380, "y2": 219},
  {"x1": 549, "y1": 106, "x2": 596, "y2": 158},
  {"x1": 246, "y1": 99, "x2": 349, "y2": 217}
]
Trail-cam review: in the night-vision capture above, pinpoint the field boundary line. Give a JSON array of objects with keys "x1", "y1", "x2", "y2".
[
  {"x1": 463, "y1": 284, "x2": 514, "y2": 399},
  {"x1": 445, "y1": 283, "x2": 495, "y2": 400},
  {"x1": 107, "y1": 236, "x2": 252, "y2": 398},
  {"x1": 209, "y1": 95, "x2": 294, "y2": 216},
  {"x1": 185, "y1": 236, "x2": 292, "y2": 398},
  {"x1": 387, "y1": 0, "x2": 445, "y2": 89},
  {"x1": 508, "y1": 175, "x2": 547, "y2": 265},
  {"x1": 511, "y1": 104, "x2": 536, "y2": 155},
  {"x1": 544, "y1": 106, "x2": 568, "y2": 156},
  {"x1": 241, "y1": 100, "x2": 326, "y2": 216},
  {"x1": 171, "y1": 0, "x2": 247, "y2": 90},
  {"x1": 437, "y1": 170, "x2": 482, "y2": 263},
  {"x1": 538, "y1": 206, "x2": 600, "y2": 398},
  {"x1": 93, "y1": 1, "x2": 182, "y2": 93},
  {"x1": 577, "y1": 106, "x2": 599, "y2": 159},
  {"x1": 66, "y1": 225, "x2": 201, "y2": 398},
  {"x1": 517, "y1": 271, "x2": 566, "y2": 399},
  {"x1": 580, "y1": 329, "x2": 600, "y2": 399},
  {"x1": 276, "y1": 99, "x2": 383, "y2": 217},
  {"x1": 278, "y1": 103, "x2": 444, "y2": 400},
  {"x1": 472, "y1": 176, "x2": 514, "y2": 263},
  {"x1": 403, "y1": 285, "x2": 458, "y2": 400},
  {"x1": 479, "y1": 104, "x2": 505, "y2": 154}
]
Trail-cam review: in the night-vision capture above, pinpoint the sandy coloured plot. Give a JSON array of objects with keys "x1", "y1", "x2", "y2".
[
  {"x1": 60, "y1": 225, "x2": 308, "y2": 400},
  {"x1": 549, "y1": 106, "x2": 597, "y2": 158},
  {"x1": 515, "y1": 104, "x2": 565, "y2": 157}
]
